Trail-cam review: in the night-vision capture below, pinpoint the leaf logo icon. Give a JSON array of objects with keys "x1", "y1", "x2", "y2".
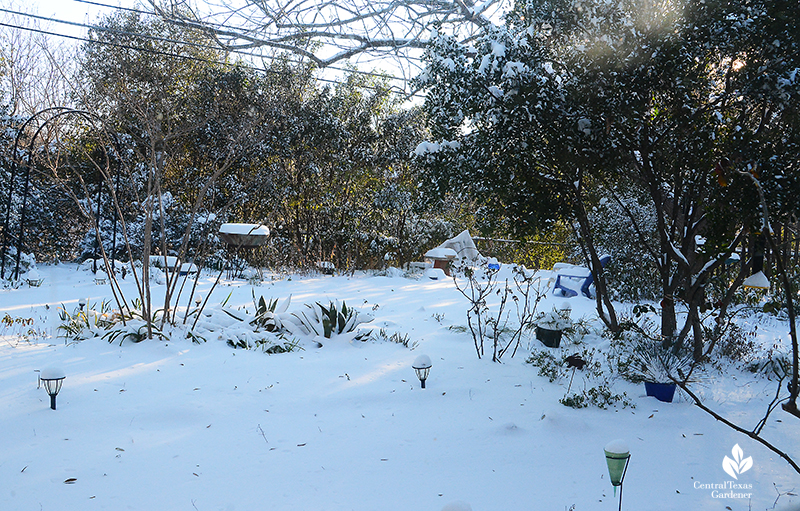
[{"x1": 722, "y1": 444, "x2": 753, "y2": 479}]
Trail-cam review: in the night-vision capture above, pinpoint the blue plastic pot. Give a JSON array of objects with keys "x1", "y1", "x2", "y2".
[{"x1": 645, "y1": 381, "x2": 677, "y2": 403}]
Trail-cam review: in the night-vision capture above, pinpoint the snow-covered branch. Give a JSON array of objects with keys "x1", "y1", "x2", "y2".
[{"x1": 146, "y1": 0, "x2": 508, "y2": 76}]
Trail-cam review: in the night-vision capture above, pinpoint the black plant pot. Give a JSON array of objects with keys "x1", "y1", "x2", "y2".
[
  {"x1": 645, "y1": 381, "x2": 677, "y2": 403},
  {"x1": 536, "y1": 327, "x2": 563, "y2": 348}
]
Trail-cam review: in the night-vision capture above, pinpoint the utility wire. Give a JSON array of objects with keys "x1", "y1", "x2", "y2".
[
  {"x1": 74, "y1": 0, "x2": 427, "y2": 64},
  {"x1": 1, "y1": 5, "x2": 421, "y2": 88},
  {"x1": 0, "y1": 17, "x2": 425, "y2": 98}
]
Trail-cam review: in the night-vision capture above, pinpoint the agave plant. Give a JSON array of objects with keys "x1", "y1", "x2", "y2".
[
  {"x1": 288, "y1": 300, "x2": 372, "y2": 340},
  {"x1": 250, "y1": 292, "x2": 291, "y2": 332}
]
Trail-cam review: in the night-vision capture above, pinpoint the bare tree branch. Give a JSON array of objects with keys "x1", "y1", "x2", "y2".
[
  {"x1": 145, "y1": 0, "x2": 508, "y2": 80},
  {"x1": 678, "y1": 380, "x2": 800, "y2": 475}
]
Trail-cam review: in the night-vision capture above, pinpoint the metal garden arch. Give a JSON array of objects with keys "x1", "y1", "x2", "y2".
[{"x1": 0, "y1": 107, "x2": 123, "y2": 280}]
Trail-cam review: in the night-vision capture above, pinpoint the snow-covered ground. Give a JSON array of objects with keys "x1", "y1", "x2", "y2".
[{"x1": 1, "y1": 263, "x2": 798, "y2": 510}]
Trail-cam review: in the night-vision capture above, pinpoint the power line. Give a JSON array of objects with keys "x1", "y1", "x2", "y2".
[
  {"x1": 2, "y1": 5, "x2": 420, "y2": 88},
  {"x1": 0, "y1": 15, "x2": 424, "y2": 99},
  {"x1": 74, "y1": 0, "x2": 427, "y2": 64}
]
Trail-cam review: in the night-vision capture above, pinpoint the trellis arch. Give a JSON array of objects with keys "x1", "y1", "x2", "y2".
[{"x1": 0, "y1": 107, "x2": 124, "y2": 280}]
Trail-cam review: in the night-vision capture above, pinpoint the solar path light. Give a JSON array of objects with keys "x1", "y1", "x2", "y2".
[
  {"x1": 40, "y1": 367, "x2": 66, "y2": 410},
  {"x1": 412, "y1": 355, "x2": 432, "y2": 389}
]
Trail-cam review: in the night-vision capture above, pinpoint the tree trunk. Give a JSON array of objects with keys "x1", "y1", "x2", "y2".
[{"x1": 571, "y1": 185, "x2": 619, "y2": 333}]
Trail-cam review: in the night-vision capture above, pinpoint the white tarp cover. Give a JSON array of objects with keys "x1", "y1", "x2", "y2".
[{"x1": 437, "y1": 230, "x2": 481, "y2": 261}]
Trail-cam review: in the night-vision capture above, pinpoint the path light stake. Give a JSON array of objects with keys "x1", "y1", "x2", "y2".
[
  {"x1": 412, "y1": 355, "x2": 432, "y2": 389},
  {"x1": 78, "y1": 297, "x2": 87, "y2": 311},
  {"x1": 40, "y1": 367, "x2": 66, "y2": 410},
  {"x1": 564, "y1": 354, "x2": 586, "y2": 394},
  {"x1": 604, "y1": 439, "x2": 630, "y2": 511}
]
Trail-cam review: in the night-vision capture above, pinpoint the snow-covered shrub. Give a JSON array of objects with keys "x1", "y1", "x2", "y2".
[
  {"x1": 535, "y1": 310, "x2": 572, "y2": 331},
  {"x1": 250, "y1": 293, "x2": 291, "y2": 332},
  {"x1": 616, "y1": 338, "x2": 695, "y2": 384},
  {"x1": 745, "y1": 348, "x2": 791, "y2": 379},
  {"x1": 188, "y1": 296, "x2": 303, "y2": 353},
  {"x1": 1, "y1": 313, "x2": 48, "y2": 342},
  {"x1": 607, "y1": 303, "x2": 699, "y2": 383},
  {"x1": 225, "y1": 331, "x2": 300, "y2": 354},
  {"x1": 103, "y1": 320, "x2": 165, "y2": 345},
  {"x1": 715, "y1": 321, "x2": 759, "y2": 364},
  {"x1": 560, "y1": 384, "x2": 632, "y2": 410},
  {"x1": 526, "y1": 350, "x2": 561, "y2": 382},
  {"x1": 0, "y1": 247, "x2": 36, "y2": 283},
  {"x1": 371, "y1": 328, "x2": 416, "y2": 349},
  {"x1": 526, "y1": 343, "x2": 633, "y2": 409}
]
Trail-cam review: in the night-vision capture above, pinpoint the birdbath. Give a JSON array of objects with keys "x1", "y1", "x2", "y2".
[
  {"x1": 218, "y1": 223, "x2": 270, "y2": 248},
  {"x1": 218, "y1": 223, "x2": 270, "y2": 279}
]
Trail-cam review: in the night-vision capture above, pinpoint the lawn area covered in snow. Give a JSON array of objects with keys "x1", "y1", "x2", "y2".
[{"x1": 1, "y1": 264, "x2": 798, "y2": 511}]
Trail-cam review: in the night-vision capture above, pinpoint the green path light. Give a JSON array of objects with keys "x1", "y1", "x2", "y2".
[{"x1": 604, "y1": 439, "x2": 630, "y2": 511}]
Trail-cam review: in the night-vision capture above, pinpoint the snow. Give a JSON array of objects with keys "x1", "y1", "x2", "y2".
[
  {"x1": 149, "y1": 255, "x2": 179, "y2": 267},
  {"x1": 604, "y1": 439, "x2": 630, "y2": 455},
  {"x1": 434, "y1": 230, "x2": 482, "y2": 261},
  {"x1": 39, "y1": 367, "x2": 66, "y2": 381},
  {"x1": 1, "y1": 264, "x2": 799, "y2": 510},
  {"x1": 490, "y1": 41, "x2": 505, "y2": 58},
  {"x1": 424, "y1": 247, "x2": 457, "y2": 259},
  {"x1": 502, "y1": 61, "x2": 526, "y2": 78},
  {"x1": 218, "y1": 223, "x2": 269, "y2": 236},
  {"x1": 413, "y1": 354, "x2": 433, "y2": 369},
  {"x1": 440, "y1": 57, "x2": 456, "y2": 72},
  {"x1": 424, "y1": 267, "x2": 448, "y2": 280},
  {"x1": 743, "y1": 271, "x2": 770, "y2": 290},
  {"x1": 414, "y1": 141, "x2": 441, "y2": 155}
]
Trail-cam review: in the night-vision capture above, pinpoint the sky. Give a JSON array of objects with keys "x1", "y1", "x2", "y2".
[
  {"x1": 33, "y1": 0, "x2": 136, "y2": 27},
  {"x1": 1, "y1": 0, "x2": 138, "y2": 48}
]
